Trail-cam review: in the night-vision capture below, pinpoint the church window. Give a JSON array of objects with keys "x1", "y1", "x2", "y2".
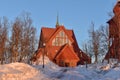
[
  {"x1": 52, "y1": 30, "x2": 71, "y2": 46},
  {"x1": 60, "y1": 31, "x2": 64, "y2": 37}
]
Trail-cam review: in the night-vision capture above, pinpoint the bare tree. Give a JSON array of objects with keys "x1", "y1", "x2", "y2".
[
  {"x1": 19, "y1": 12, "x2": 36, "y2": 63},
  {"x1": 0, "y1": 17, "x2": 8, "y2": 64},
  {"x1": 99, "y1": 25, "x2": 110, "y2": 61},
  {"x1": 88, "y1": 22, "x2": 101, "y2": 63},
  {"x1": 82, "y1": 41, "x2": 93, "y2": 59},
  {"x1": 10, "y1": 12, "x2": 36, "y2": 63},
  {"x1": 10, "y1": 17, "x2": 22, "y2": 62}
]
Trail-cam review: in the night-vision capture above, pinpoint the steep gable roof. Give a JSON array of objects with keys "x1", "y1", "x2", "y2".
[
  {"x1": 55, "y1": 44, "x2": 80, "y2": 61},
  {"x1": 41, "y1": 27, "x2": 56, "y2": 41},
  {"x1": 49, "y1": 26, "x2": 74, "y2": 43},
  {"x1": 41, "y1": 26, "x2": 74, "y2": 43}
]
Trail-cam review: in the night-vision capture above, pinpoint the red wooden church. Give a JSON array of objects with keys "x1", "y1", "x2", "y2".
[
  {"x1": 104, "y1": 1, "x2": 120, "y2": 62},
  {"x1": 31, "y1": 18, "x2": 91, "y2": 67}
]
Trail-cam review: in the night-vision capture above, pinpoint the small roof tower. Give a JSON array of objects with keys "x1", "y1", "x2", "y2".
[{"x1": 56, "y1": 13, "x2": 59, "y2": 27}]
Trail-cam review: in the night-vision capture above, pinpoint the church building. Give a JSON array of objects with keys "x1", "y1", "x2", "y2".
[
  {"x1": 31, "y1": 17, "x2": 91, "y2": 67},
  {"x1": 104, "y1": 1, "x2": 120, "y2": 62}
]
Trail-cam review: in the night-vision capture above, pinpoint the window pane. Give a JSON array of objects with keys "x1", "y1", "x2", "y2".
[
  {"x1": 60, "y1": 31, "x2": 64, "y2": 37},
  {"x1": 52, "y1": 30, "x2": 71, "y2": 46}
]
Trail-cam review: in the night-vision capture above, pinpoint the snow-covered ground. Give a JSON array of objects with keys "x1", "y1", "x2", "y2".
[{"x1": 0, "y1": 57, "x2": 120, "y2": 80}]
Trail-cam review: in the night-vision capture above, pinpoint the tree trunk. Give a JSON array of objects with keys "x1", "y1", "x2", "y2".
[{"x1": 94, "y1": 54, "x2": 98, "y2": 63}]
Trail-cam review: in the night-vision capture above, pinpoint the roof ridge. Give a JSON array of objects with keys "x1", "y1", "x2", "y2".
[{"x1": 47, "y1": 27, "x2": 59, "y2": 42}]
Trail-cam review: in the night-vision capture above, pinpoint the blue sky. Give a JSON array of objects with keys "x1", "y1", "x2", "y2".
[{"x1": 0, "y1": 0, "x2": 116, "y2": 47}]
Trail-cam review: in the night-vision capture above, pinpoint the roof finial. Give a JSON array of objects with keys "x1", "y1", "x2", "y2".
[{"x1": 56, "y1": 13, "x2": 59, "y2": 27}]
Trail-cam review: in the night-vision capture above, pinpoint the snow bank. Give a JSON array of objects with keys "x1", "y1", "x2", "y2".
[
  {"x1": 32, "y1": 56, "x2": 120, "y2": 80},
  {"x1": 32, "y1": 56, "x2": 61, "y2": 80},
  {"x1": 0, "y1": 62, "x2": 48, "y2": 80},
  {"x1": 1, "y1": 56, "x2": 120, "y2": 80},
  {"x1": 33, "y1": 56, "x2": 97, "y2": 80},
  {"x1": 32, "y1": 56, "x2": 59, "y2": 70},
  {"x1": 101, "y1": 64, "x2": 120, "y2": 80}
]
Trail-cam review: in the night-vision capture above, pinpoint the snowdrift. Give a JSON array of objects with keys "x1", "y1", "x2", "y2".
[
  {"x1": 0, "y1": 62, "x2": 46, "y2": 80},
  {"x1": 0, "y1": 56, "x2": 120, "y2": 80}
]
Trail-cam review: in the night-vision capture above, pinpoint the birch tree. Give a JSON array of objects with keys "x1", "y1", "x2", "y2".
[{"x1": 0, "y1": 17, "x2": 8, "y2": 64}]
